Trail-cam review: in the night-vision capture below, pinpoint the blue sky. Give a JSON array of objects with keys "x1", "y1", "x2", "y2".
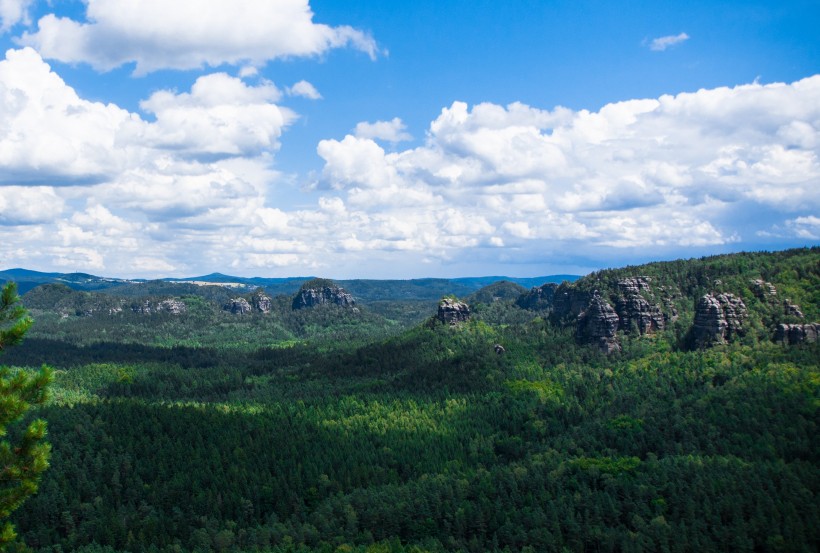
[{"x1": 0, "y1": 0, "x2": 818, "y2": 278}]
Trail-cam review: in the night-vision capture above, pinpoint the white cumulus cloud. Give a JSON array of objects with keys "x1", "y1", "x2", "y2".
[
  {"x1": 139, "y1": 73, "x2": 294, "y2": 158},
  {"x1": 354, "y1": 117, "x2": 412, "y2": 143},
  {"x1": 0, "y1": 46, "x2": 817, "y2": 278},
  {"x1": 287, "y1": 80, "x2": 322, "y2": 100},
  {"x1": 0, "y1": 0, "x2": 32, "y2": 31},
  {"x1": 314, "y1": 76, "x2": 820, "y2": 272},
  {"x1": 19, "y1": 0, "x2": 379, "y2": 73}
]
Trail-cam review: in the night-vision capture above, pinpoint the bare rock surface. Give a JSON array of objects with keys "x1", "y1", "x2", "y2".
[
  {"x1": 552, "y1": 287, "x2": 592, "y2": 319},
  {"x1": 437, "y1": 298, "x2": 471, "y2": 325},
  {"x1": 775, "y1": 323, "x2": 820, "y2": 345},
  {"x1": 132, "y1": 298, "x2": 187, "y2": 315},
  {"x1": 251, "y1": 290, "x2": 273, "y2": 313},
  {"x1": 292, "y1": 281, "x2": 355, "y2": 310},
  {"x1": 224, "y1": 298, "x2": 253, "y2": 315},
  {"x1": 783, "y1": 299, "x2": 804, "y2": 319},
  {"x1": 577, "y1": 291, "x2": 621, "y2": 354},
  {"x1": 692, "y1": 293, "x2": 747, "y2": 346},
  {"x1": 516, "y1": 283, "x2": 557, "y2": 310},
  {"x1": 615, "y1": 276, "x2": 665, "y2": 335},
  {"x1": 750, "y1": 279, "x2": 777, "y2": 298}
]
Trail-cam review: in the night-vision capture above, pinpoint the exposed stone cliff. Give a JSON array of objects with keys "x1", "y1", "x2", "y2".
[
  {"x1": 292, "y1": 280, "x2": 356, "y2": 310},
  {"x1": 516, "y1": 283, "x2": 557, "y2": 310},
  {"x1": 224, "y1": 298, "x2": 253, "y2": 315},
  {"x1": 691, "y1": 293, "x2": 747, "y2": 346},
  {"x1": 750, "y1": 279, "x2": 777, "y2": 299},
  {"x1": 783, "y1": 299, "x2": 804, "y2": 319},
  {"x1": 251, "y1": 290, "x2": 273, "y2": 313},
  {"x1": 775, "y1": 323, "x2": 819, "y2": 345},
  {"x1": 615, "y1": 277, "x2": 665, "y2": 335},
  {"x1": 551, "y1": 285, "x2": 593, "y2": 320},
  {"x1": 436, "y1": 298, "x2": 471, "y2": 325},
  {"x1": 576, "y1": 291, "x2": 620, "y2": 354},
  {"x1": 131, "y1": 298, "x2": 187, "y2": 315}
]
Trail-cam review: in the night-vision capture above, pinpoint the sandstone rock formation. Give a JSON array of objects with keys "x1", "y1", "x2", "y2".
[
  {"x1": 250, "y1": 290, "x2": 273, "y2": 313},
  {"x1": 516, "y1": 283, "x2": 557, "y2": 310},
  {"x1": 132, "y1": 298, "x2": 187, "y2": 315},
  {"x1": 577, "y1": 291, "x2": 620, "y2": 354},
  {"x1": 617, "y1": 276, "x2": 652, "y2": 296},
  {"x1": 775, "y1": 323, "x2": 820, "y2": 345},
  {"x1": 437, "y1": 298, "x2": 471, "y2": 325},
  {"x1": 224, "y1": 298, "x2": 253, "y2": 315},
  {"x1": 691, "y1": 293, "x2": 747, "y2": 346},
  {"x1": 615, "y1": 277, "x2": 664, "y2": 335},
  {"x1": 292, "y1": 280, "x2": 355, "y2": 310},
  {"x1": 750, "y1": 279, "x2": 777, "y2": 299},
  {"x1": 552, "y1": 286, "x2": 592, "y2": 320},
  {"x1": 783, "y1": 299, "x2": 804, "y2": 319}
]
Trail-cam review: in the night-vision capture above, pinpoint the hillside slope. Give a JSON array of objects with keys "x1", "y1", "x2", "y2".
[{"x1": 3, "y1": 248, "x2": 818, "y2": 553}]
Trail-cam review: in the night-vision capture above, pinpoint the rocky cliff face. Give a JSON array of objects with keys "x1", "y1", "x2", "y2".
[
  {"x1": 251, "y1": 290, "x2": 273, "y2": 313},
  {"x1": 224, "y1": 298, "x2": 253, "y2": 315},
  {"x1": 292, "y1": 282, "x2": 355, "y2": 310},
  {"x1": 577, "y1": 292, "x2": 620, "y2": 354},
  {"x1": 691, "y1": 293, "x2": 747, "y2": 346},
  {"x1": 551, "y1": 285, "x2": 593, "y2": 320},
  {"x1": 775, "y1": 323, "x2": 819, "y2": 345},
  {"x1": 545, "y1": 276, "x2": 667, "y2": 353},
  {"x1": 223, "y1": 290, "x2": 274, "y2": 315},
  {"x1": 131, "y1": 298, "x2": 187, "y2": 315},
  {"x1": 750, "y1": 279, "x2": 777, "y2": 299},
  {"x1": 437, "y1": 298, "x2": 471, "y2": 325},
  {"x1": 516, "y1": 283, "x2": 557, "y2": 310},
  {"x1": 615, "y1": 277, "x2": 665, "y2": 335},
  {"x1": 783, "y1": 299, "x2": 804, "y2": 319}
]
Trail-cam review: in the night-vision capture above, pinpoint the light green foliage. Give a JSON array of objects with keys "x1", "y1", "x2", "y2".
[{"x1": 2, "y1": 249, "x2": 819, "y2": 552}]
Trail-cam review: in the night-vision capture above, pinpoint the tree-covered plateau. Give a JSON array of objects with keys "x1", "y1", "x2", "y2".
[{"x1": 2, "y1": 248, "x2": 818, "y2": 552}]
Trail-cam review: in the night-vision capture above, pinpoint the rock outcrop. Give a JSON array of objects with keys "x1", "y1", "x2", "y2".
[
  {"x1": 224, "y1": 298, "x2": 253, "y2": 315},
  {"x1": 516, "y1": 283, "x2": 557, "y2": 310},
  {"x1": 437, "y1": 298, "x2": 471, "y2": 325},
  {"x1": 577, "y1": 292, "x2": 620, "y2": 354},
  {"x1": 617, "y1": 276, "x2": 652, "y2": 296},
  {"x1": 292, "y1": 280, "x2": 355, "y2": 310},
  {"x1": 691, "y1": 293, "x2": 747, "y2": 346},
  {"x1": 783, "y1": 299, "x2": 804, "y2": 319},
  {"x1": 615, "y1": 277, "x2": 664, "y2": 335},
  {"x1": 775, "y1": 323, "x2": 820, "y2": 345},
  {"x1": 552, "y1": 286, "x2": 592, "y2": 320},
  {"x1": 251, "y1": 290, "x2": 273, "y2": 313},
  {"x1": 132, "y1": 298, "x2": 187, "y2": 315},
  {"x1": 750, "y1": 279, "x2": 777, "y2": 299}
]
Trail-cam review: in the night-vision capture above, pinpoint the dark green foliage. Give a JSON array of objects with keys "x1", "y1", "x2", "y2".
[
  {"x1": 5, "y1": 249, "x2": 820, "y2": 552},
  {"x1": 0, "y1": 283, "x2": 32, "y2": 352},
  {"x1": 0, "y1": 282, "x2": 53, "y2": 549},
  {"x1": 466, "y1": 281, "x2": 528, "y2": 305},
  {"x1": 298, "y1": 278, "x2": 338, "y2": 291}
]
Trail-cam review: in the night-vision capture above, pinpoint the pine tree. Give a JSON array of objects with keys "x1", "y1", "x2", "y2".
[{"x1": 0, "y1": 282, "x2": 52, "y2": 549}]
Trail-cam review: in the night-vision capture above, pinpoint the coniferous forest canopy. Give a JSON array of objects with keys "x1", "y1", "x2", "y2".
[{"x1": 1, "y1": 248, "x2": 818, "y2": 552}]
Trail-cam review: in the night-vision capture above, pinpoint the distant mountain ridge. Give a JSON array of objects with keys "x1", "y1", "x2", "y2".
[{"x1": 0, "y1": 267, "x2": 579, "y2": 299}]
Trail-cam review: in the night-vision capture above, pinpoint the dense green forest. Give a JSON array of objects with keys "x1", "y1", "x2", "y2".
[{"x1": 2, "y1": 249, "x2": 818, "y2": 552}]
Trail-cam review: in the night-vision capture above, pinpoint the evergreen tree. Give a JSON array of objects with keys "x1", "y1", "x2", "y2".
[{"x1": 0, "y1": 282, "x2": 52, "y2": 549}]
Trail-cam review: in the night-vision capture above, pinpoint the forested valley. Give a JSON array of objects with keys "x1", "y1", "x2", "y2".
[{"x1": 1, "y1": 248, "x2": 818, "y2": 552}]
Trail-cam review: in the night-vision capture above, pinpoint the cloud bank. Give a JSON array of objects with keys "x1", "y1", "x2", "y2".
[
  {"x1": 0, "y1": 47, "x2": 817, "y2": 277},
  {"x1": 19, "y1": 0, "x2": 379, "y2": 73}
]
